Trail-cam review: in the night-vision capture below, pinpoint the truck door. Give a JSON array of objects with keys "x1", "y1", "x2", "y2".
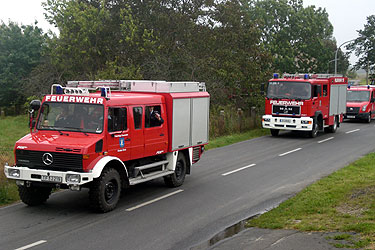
[
  {"x1": 144, "y1": 104, "x2": 168, "y2": 157},
  {"x1": 371, "y1": 90, "x2": 375, "y2": 118},
  {"x1": 129, "y1": 106, "x2": 144, "y2": 159},
  {"x1": 106, "y1": 107, "x2": 131, "y2": 161},
  {"x1": 321, "y1": 84, "x2": 329, "y2": 118}
]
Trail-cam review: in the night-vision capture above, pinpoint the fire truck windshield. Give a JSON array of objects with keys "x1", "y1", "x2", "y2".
[
  {"x1": 267, "y1": 81, "x2": 311, "y2": 100},
  {"x1": 37, "y1": 102, "x2": 104, "y2": 133},
  {"x1": 347, "y1": 90, "x2": 370, "y2": 102}
]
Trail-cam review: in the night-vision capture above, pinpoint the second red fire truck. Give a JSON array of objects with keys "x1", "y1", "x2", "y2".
[
  {"x1": 345, "y1": 85, "x2": 375, "y2": 123},
  {"x1": 262, "y1": 73, "x2": 348, "y2": 137},
  {"x1": 4, "y1": 80, "x2": 210, "y2": 212}
]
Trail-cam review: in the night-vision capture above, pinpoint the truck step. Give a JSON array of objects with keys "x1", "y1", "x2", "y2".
[
  {"x1": 133, "y1": 160, "x2": 169, "y2": 178},
  {"x1": 129, "y1": 170, "x2": 174, "y2": 185}
]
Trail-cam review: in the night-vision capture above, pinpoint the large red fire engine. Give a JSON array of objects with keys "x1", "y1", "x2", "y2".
[
  {"x1": 4, "y1": 80, "x2": 210, "y2": 212},
  {"x1": 262, "y1": 73, "x2": 348, "y2": 137}
]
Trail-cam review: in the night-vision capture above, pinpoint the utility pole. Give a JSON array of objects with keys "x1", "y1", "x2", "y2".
[{"x1": 335, "y1": 39, "x2": 355, "y2": 75}]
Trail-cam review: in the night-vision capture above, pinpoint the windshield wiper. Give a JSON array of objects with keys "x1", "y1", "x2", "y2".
[
  {"x1": 48, "y1": 127, "x2": 69, "y2": 136},
  {"x1": 64, "y1": 127, "x2": 89, "y2": 136}
]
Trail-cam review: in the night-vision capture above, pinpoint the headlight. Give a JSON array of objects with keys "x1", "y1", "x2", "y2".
[
  {"x1": 66, "y1": 174, "x2": 81, "y2": 183},
  {"x1": 301, "y1": 120, "x2": 312, "y2": 124},
  {"x1": 362, "y1": 105, "x2": 367, "y2": 112},
  {"x1": 8, "y1": 169, "x2": 20, "y2": 178}
]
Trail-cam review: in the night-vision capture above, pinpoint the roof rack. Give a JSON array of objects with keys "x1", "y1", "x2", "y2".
[
  {"x1": 282, "y1": 73, "x2": 343, "y2": 79},
  {"x1": 50, "y1": 80, "x2": 206, "y2": 96}
]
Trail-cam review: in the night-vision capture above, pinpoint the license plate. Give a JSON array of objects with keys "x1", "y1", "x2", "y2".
[
  {"x1": 279, "y1": 119, "x2": 291, "y2": 123},
  {"x1": 41, "y1": 175, "x2": 62, "y2": 183},
  {"x1": 347, "y1": 115, "x2": 355, "y2": 119}
]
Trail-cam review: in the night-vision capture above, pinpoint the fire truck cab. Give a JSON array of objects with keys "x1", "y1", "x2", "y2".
[
  {"x1": 262, "y1": 73, "x2": 348, "y2": 137},
  {"x1": 345, "y1": 85, "x2": 375, "y2": 123},
  {"x1": 4, "y1": 80, "x2": 210, "y2": 212}
]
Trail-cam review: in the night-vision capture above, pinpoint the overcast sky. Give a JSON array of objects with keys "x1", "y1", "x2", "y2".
[{"x1": 0, "y1": 0, "x2": 374, "y2": 65}]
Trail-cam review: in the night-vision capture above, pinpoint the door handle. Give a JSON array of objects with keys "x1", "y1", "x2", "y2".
[
  {"x1": 160, "y1": 133, "x2": 164, "y2": 136},
  {"x1": 125, "y1": 138, "x2": 131, "y2": 141}
]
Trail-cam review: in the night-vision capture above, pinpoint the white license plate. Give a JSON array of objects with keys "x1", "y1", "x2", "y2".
[
  {"x1": 347, "y1": 115, "x2": 355, "y2": 119},
  {"x1": 41, "y1": 175, "x2": 62, "y2": 183},
  {"x1": 279, "y1": 119, "x2": 291, "y2": 123}
]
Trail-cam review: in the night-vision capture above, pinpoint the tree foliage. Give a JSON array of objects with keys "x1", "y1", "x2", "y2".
[
  {"x1": 0, "y1": 22, "x2": 46, "y2": 109},
  {"x1": 348, "y1": 15, "x2": 375, "y2": 74}
]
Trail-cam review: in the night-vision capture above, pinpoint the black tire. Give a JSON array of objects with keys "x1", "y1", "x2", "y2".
[
  {"x1": 270, "y1": 129, "x2": 279, "y2": 137},
  {"x1": 328, "y1": 116, "x2": 338, "y2": 133},
  {"x1": 309, "y1": 120, "x2": 318, "y2": 138},
  {"x1": 18, "y1": 185, "x2": 52, "y2": 206},
  {"x1": 366, "y1": 113, "x2": 371, "y2": 123},
  {"x1": 164, "y1": 153, "x2": 187, "y2": 187},
  {"x1": 89, "y1": 168, "x2": 121, "y2": 213}
]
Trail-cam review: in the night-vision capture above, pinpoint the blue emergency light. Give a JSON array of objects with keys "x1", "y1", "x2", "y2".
[
  {"x1": 56, "y1": 86, "x2": 63, "y2": 94},
  {"x1": 273, "y1": 73, "x2": 279, "y2": 79},
  {"x1": 101, "y1": 88, "x2": 107, "y2": 98},
  {"x1": 304, "y1": 74, "x2": 309, "y2": 80}
]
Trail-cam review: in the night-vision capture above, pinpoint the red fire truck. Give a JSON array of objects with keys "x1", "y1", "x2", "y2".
[
  {"x1": 345, "y1": 85, "x2": 375, "y2": 123},
  {"x1": 262, "y1": 73, "x2": 348, "y2": 137},
  {"x1": 4, "y1": 80, "x2": 210, "y2": 212}
]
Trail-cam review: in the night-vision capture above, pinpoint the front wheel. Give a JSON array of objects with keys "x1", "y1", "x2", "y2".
[
  {"x1": 164, "y1": 153, "x2": 187, "y2": 187},
  {"x1": 18, "y1": 185, "x2": 52, "y2": 206},
  {"x1": 89, "y1": 168, "x2": 121, "y2": 213},
  {"x1": 366, "y1": 113, "x2": 371, "y2": 123},
  {"x1": 309, "y1": 120, "x2": 318, "y2": 138},
  {"x1": 270, "y1": 129, "x2": 279, "y2": 137}
]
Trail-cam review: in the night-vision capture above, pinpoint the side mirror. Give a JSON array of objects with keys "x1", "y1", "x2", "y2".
[
  {"x1": 30, "y1": 100, "x2": 41, "y2": 111},
  {"x1": 29, "y1": 100, "x2": 41, "y2": 130}
]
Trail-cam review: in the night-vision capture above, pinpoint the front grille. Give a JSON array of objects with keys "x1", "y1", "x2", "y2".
[
  {"x1": 16, "y1": 150, "x2": 83, "y2": 172},
  {"x1": 272, "y1": 105, "x2": 300, "y2": 115},
  {"x1": 346, "y1": 107, "x2": 360, "y2": 114}
]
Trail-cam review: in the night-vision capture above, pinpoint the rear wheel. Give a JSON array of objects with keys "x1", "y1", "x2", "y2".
[
  {"x1": 270, "y1": 129, "x2": 279, "y2": 137},
  {"x1": 89, "y1": 168, "x2": 121, "y2": 213},
  {"x1": 328, "y1": 116, "x2": 338, "y2": 133},
  {"x1": 18, "y1": 185, "x2": 52, "y2": 206},
  {"x1": 164, "y1": 153, "x2": 187, "y2": 187}
]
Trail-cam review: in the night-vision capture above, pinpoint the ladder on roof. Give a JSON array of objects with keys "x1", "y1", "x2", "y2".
[
  {"x1": 65, "y1": 80, "x2": 206, "y2": 92},
  {"x1": 282, "y1": 73, "x2": 343, "y2": 79}
]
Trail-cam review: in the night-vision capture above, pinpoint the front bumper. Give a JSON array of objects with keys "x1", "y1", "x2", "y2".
[
  {"x1": 344, "y1": 113, "x2": 368, "y2": 120},
  {"x1": 4, "y1": 165, "x2": 94, "y2": 186},
  {"x1": 262, "y1": 115, "x2": 313, "y2": 131}
]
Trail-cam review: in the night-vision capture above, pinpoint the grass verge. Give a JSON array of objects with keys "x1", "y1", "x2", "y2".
[
  {"x1": 206, "y1": 128, "x2": 269, "y2": 150},
  {"x1": 0, "y1": 115, "x2": 29, "y2": 206},
  {"x1": 247, "y1": 152, "x2": 375, "y2": 249}
]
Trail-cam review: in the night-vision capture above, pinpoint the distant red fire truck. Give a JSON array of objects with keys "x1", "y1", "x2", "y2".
[
  {"x1": 4, "y1": 80, "x2": 210, "y2": 212},
  {"x1": 262, "y1": 74, "x2": 348, "y2": 137},
  {"x1": 345, "y1": 85, "x2": 375, "y2": 123}
]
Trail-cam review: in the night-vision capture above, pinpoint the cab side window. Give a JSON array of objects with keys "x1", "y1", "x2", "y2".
[
  {"x1": 323, "y1": 85, "x2": 328, "y2": 97},
  {"x1": 313, "y1": 84, "x2": 321, "y2": 97},
  {"x1": 145, "y1": 105, "x2": 164, "y2": 128},
  {"x1": 133, "y1": 107, "x2": 143, "y2": 129},
  {"x1": 108, "y1": 107, "x2": 127, "y2": 132}
]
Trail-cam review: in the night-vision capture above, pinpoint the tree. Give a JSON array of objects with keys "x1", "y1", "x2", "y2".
[
  {"x1": 0, "y1": 21, "x2": 46, "y2": 112},
  {"x1": 348, "y1": 15, "x2": 375, "y2": 75},
  {"x1": 246, "y1": 0, "x2": 343, "y2": 73}
]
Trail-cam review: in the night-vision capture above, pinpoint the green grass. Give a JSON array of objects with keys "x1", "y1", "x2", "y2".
[
  {"x1": 0, "y1": 115, "x2": 29, "y2": 206},
  {"x1": 247, "y1": 153, "x2": 375, "y2": 249},
  {"x1": 206, "y1": 128, "x2": 269, "y2": 150}
]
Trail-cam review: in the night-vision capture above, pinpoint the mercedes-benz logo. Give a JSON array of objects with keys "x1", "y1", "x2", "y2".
[{"x1": 42, "y1": 153, "x2": 53, "y2": 165}]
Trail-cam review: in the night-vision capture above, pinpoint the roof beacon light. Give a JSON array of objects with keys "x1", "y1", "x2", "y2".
[
  {"x1": 304, "y1": 74, "x2": 309, "y2": 80},
  {"x1": 368, "y1": 85, "x2": 370, "y2": 89},
  {"x1": 56, "y1": 86, "x2": 63, "y2": 94},
  {"x1": 101, "y1": 87, "x2": 108, "y2": 98},
  {"x1": 273, "y1": 73, "x2": 279, "y2": 79}
]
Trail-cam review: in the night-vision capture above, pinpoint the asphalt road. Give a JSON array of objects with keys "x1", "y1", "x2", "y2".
[{"x1": 1, "y1": 120, "x2": 375, "y2": 250}]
